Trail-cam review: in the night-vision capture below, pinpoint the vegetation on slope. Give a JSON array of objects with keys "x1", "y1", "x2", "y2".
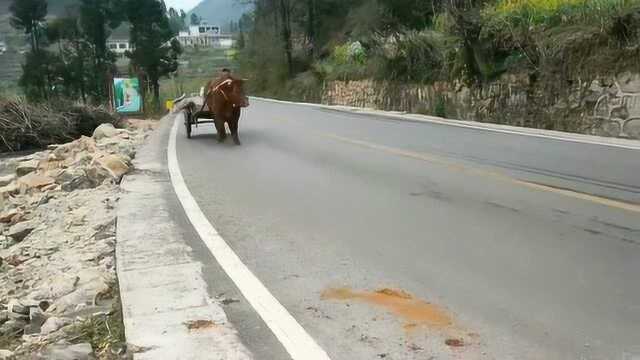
[{"x1": 236, "y1": 0, "x2": 640, "y2": 101}]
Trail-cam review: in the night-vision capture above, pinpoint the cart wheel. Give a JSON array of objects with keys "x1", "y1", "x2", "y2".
[{"x1": 185, "y1": 114, "x2": 192, "y2": 139}]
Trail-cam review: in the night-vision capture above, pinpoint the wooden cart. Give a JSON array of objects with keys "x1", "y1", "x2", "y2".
[{"x1": 184, "y1": 108, "x2": 216, "y2": 139}]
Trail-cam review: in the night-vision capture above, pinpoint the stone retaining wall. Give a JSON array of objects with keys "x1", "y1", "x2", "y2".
[{"x1": 321, "y1": 73, "x2": 640, "y2": 139}]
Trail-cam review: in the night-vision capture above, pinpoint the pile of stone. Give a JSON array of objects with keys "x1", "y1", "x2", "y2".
[{"x1": 0, "y1": 121, "x2": 155, "y2": 359}]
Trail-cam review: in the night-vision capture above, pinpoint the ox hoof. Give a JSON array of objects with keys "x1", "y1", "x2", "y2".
[{"x1": 233, "y1": 138, "x2": 241, "y2": 146}]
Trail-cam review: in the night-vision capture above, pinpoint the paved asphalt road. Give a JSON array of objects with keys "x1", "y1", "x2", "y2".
[{"x1": 174, "y1": 99, "x2": 640, "y2": 360}]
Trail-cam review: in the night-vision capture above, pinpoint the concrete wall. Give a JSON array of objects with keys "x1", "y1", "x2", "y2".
[{"x1": 321, "y1": 73, "x2": 640, "y2": 139}]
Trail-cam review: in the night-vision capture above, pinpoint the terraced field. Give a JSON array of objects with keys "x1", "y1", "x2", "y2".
[{"x1": 0, "y1": 15, "x2": 26, "y2": 89}]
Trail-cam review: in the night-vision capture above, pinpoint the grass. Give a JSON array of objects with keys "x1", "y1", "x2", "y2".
[
  {"x1": 65, "y1": 281, "x2": 126, "y2": 360},
  {"x1": 486, "y1": 0, "x2": 636, "y2": 27}
]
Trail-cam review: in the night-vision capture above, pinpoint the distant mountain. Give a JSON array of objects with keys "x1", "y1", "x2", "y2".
[{"x1": 189, "y1": 0, "x2": 251, "y2": 27}]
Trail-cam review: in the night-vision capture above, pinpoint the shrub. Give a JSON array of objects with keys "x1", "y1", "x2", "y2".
[
  {"x1": 434, "y1": 95, "x2": 447, "y2": 117},
  {"x1": 375, "y1": 30, "x2": 450, "y2": 83},
  {"x1": 0, "y1": 97, "x2": 118, "y2": 152}
]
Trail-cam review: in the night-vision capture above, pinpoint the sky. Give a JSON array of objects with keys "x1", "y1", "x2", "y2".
[{"x1": 164, "y1": 0, "x2": 202, "y2": 12}]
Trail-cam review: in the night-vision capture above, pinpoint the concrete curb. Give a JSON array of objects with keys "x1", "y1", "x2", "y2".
[
  {"x1": 251, "y1": 96, "x2": 640, "y2": 151},
  {"x1": 116, "y1": 114, "x2": 252, "y2": 360}
]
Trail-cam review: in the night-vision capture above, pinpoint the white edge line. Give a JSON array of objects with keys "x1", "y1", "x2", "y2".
[
  {"x1": 251, "y1": 96, "x2": 640, "y2": 151},
  {"x1": 168, "y1": 116, "x2": 332, "y2": 360}
]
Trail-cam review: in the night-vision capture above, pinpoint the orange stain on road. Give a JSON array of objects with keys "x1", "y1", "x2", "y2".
[{"x1": 321, "y1": 287, "x2": 454, "y2": 330}]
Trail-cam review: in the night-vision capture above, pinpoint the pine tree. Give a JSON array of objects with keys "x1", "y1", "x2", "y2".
[
  {"x1": 9, "y1": 0, "x2": 47, "y2": 52},
  {"x1": 125, "y1": 0, "x2": 182, "y2": 109}
]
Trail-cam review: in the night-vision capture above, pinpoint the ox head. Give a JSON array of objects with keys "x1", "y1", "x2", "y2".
[{"x1": 218, "y1": 78, "x2": 249, "y2": 108}]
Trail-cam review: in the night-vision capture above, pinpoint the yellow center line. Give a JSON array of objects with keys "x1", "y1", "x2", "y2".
[{"x1": 320, "y1": 132, "x2": 640, "y2": 214}]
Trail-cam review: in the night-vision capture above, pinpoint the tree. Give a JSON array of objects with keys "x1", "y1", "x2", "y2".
[
  {"x1": 9, "y1": 0, "x2": 47, "y2": 52},
  {"x1": 236, "y1": 31, "x2": 246, "y2": 49},
  {"x1": 46, "y1": 16, "x2": 94, "y2": 103},
  {"x1": 126, "y1": 0, "x2": 183, "y2": 109},
  {"x1": 190, "y1": 13, "x2": 201, "y2": 26},
  {"x1": 168, "y1": 7, "x2": 187, "y2": 34},
  {"x1": 278, "y1": 0, "x2": 294, "y2": 76},
  {"x1": 79, "y1": 0, "x2": 124, "y2": 101},
  {"x1": 19, "y1": 50, "x2": 63, "y2": 100}
]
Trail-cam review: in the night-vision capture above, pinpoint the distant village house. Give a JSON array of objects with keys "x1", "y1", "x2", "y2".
[
  {"x1": 107, "y1": 25, "x2": 132, "y2": 58},
  {"x1": 107, "y1": 38, "x2": 132, "y2": 57},
  {"x1": 177, "y1": 23, "x2": 234, "y2": 49}
]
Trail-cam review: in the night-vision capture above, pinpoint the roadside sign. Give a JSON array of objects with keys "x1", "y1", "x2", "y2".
[{"x1": 113, "y1": 77, "x2": 143, "y2": 114}]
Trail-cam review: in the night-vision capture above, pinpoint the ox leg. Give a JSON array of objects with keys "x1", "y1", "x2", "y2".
[
  {"x1": 230, "y1": 108, "x2": 241, "y2": 145},
  {"x1": 229, "y1": 120, "x2": 240, "y2": 145},
  {"x1": 214, "y1": 118, "x2": 227, "y2": 142}
]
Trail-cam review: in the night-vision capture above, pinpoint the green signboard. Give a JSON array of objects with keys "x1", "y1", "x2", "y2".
[{"x1": 113, "y1": 77, "x2": 142, "y2": 113}]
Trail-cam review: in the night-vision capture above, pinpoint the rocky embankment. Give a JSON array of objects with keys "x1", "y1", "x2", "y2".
[{"x1": 0, "y1": 120, "x2": 156, "y2": 359}]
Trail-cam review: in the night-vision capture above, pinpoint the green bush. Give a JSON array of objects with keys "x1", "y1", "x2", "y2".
[
  {"x1": 375, "y1": 30, "x2": 450, "y2": 83},
  {"x1": 434, "y1": 95, "x2": 447, "y2": 117}
]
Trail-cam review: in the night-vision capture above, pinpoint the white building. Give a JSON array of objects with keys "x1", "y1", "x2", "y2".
[
  {"x1": 107, "y1": 25, "x2": 133, "y2": 58},
  {"x1": 107, "y1": 38, "x2": 132, "y2": 57},
  {"x1": 177, "y1": 23, "x2": 234, "y2": 49}
]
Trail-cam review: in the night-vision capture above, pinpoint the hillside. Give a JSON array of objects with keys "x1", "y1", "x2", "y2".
[
  {"x1": 189, "y1": 0, "x2": 251, "y2": 27},
  {"x1": 0, "y1": 0, "x2": 79, "y2": 92},
  {"x1": 0, "y1": 0, "x2": 78, "y2": 16}
]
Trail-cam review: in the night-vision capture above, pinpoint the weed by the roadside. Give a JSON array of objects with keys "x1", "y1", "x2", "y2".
[{"x1": 66, "y1": 281, "x2": 126, "y2": 360}]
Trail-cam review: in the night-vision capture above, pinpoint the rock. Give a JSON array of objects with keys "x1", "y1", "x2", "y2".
[
  {"x1": 6, "y1": 221, "x2": 35, "y2": 242},
  {"x1": 96, "y1": 154, "x2": 129, "y2": 181},
  {"x1": 17, "y1": 173, "x2": 55, "y2": 191},
  {"x1": 0, "y1": 311, "x2": 8, "y2": 325},
  {"x1": 41, "y1": 183, "x2": 59, "y2": 192},
  {"x1": 85, "y1": 163, "x2": 112, "y2": 186},
  {"x1": 7, "y1": 300, "x2": 29, "y2": 316},
  {"x1": 92, "y1": 123, "x2": 120, "y2": 140},
  {"x1": 40, "y1": 317, "x2": 70, "y2": 335},
  {"x1": 0, "y1": 183, "x2": 18, "y2": 196},
  {"x1": 40, "y1": 274, "x2": 79, "y2": 298},
  {"x1": 0, "y1": 236, "x2": 16, "y2": 249},
  {"x1": 0, "y1": 319, "x2": 25, "y2": 336},
  {"x1": 29, "y1": 307, "x2": 47, "y2": 327},
  {"x1": 15, "y1": 160, "x2": 39, "y2": 177},
  {"x1": 52, "y1": 137, "x2": 97, "y2": 164},
  {"x1": 8, "y1": 212, "x2": 24, "y2": 226},
  {"x1": 0, "y1": 174, "x2": 15, "y2": 187},
  {"x1": 45, "y1": 168, "x2": 64, "y2": 179},
  {"x1": 0, "y1": 349, "x2": 14, "y2": 359},
  {"x1": 0, "y1": 209, "x2": 18, "y2": 223},
  {"x1": 38, "y1": 301, "x2": 50, "y2": 312},
  {"x1": 40, "y1": 342, "x2": 93, "y2": 360},
  {"x1": 61, "y1": 170, "x2": 93, "y2": 192},
  {"x1": 54, "y1": 168, "x2": 82, "y2": 185},
  {"x1": 3, "y1": 255, "x2": 25, "y2": 267},
  {"x1": 23, "y1": 323, "x2": 41, "y2": 335}
]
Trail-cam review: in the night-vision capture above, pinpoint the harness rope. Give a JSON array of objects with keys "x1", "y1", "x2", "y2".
[{"x1": 200, "y1": 79, "x2": 233, "y2": 112}]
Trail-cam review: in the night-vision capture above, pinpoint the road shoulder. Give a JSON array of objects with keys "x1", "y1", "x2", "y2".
[{"x1": 116, "y1": 113, "x2": 252, "y2": 360}]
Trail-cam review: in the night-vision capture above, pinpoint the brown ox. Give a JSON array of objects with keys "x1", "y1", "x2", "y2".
[{"x1": 203, "y1": 76, "x2": 249, "y2": 145}]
